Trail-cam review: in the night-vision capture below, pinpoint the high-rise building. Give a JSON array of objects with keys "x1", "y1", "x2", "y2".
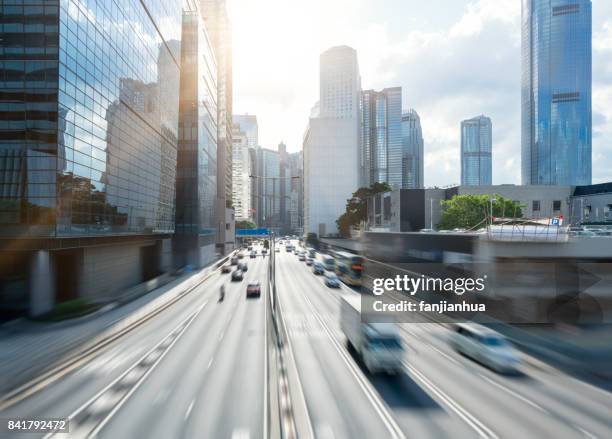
[
  {"x1": 288, "y1": 151, "x2": 304, "y2": 234},
  {"x1": 256, "y1": 147, "x2": 280, "y2": 229},
  {"x1": 278, "y1": 142, "x2": 291, "y2": 232},
  {"x1": 521, "y1": 0, "x2": 592, "y2": 185},
  {"x1": 200, "y1": 0, "x2": 234, "y2": 252},
  {"x1": 401, "y1": 110, "x2": 424, "y2": 189},
  {"x1": 304, "y1": 46, "x2": 361, "y2": 237},
  {"x1": 0, "y1": 0, "x2": 184, "y2": 317},
  {"x1": 231, "y1": 123, "x2": 252, "y2": 221},
  {"x1": 319, "y1": 46, "x2": 361, "y2": 119},
  {"x1": 461, "y1": 115, "x2": 493, "y2": 186},
  {"x1": 233, "y1": 114, "x2": 258, "y2": 147},
  {"x1": 174, "y1": 7, "x2": 219, "y2": 268},
  {"x1": 360, "y1": 88, "x2": 402, "y2": 188}
]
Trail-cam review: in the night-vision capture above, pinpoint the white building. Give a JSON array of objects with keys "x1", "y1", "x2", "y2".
[
  {"x1": 304, "y1": 46, "x2": 361, "y2": 236},
  {"x1": 231, "y1": 123, "x2": 252, "y2": 221}
]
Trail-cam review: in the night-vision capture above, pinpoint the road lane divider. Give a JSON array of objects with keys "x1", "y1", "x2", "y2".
[{"x1": 43, "y1": 301, "x2": 207, "y2": 439}]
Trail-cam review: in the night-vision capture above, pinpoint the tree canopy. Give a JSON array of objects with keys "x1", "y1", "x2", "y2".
[
  {"x1": 336, "y1": 182, "x2": 392, "y2": 237},
  {"x1": 236, "y1": 220, "x2": 256, "y2": 230},
  {"x1": 437, "y1": 194, "x2": 524, "y2": 230}
]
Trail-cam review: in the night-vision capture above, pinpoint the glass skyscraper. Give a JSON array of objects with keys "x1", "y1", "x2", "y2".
[
  {"x1": 461, "y1": 115, "x2": 492, "y2": 186},
  {"x1": 401, "y1": 110, "x2": 424, "y2": 189},
  {"x1": 360, "y1": 87, "x2": 402, "y2": 189},
  {"x1": 521, "y1": 0, "x2": 592, "y2": 185},
  {"x1": 0, "y1": 0, "x2": 215, "y2": 317}
]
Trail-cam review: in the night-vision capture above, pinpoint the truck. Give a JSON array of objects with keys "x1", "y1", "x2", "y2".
[{"x1": 340, "y1": 295, "x2": 404, "y2": 374}]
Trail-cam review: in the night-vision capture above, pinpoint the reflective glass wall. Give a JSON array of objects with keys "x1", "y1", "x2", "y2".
[
  {"x1": 461, "y1": 115, "x2": 492, "y2": 186},
  {"x1": 0, "y1": 0, "x2": 184, "y2": 237},
  {"x1": 401, "y1": 109, "x2": 424, "y2": 189},
  {"x1": 521, "y1": 0, "x2": 592, "y2": 185}
]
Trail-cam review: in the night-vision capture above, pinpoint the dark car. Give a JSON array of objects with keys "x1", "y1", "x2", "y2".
[
  {"x1": 312, "y1": 262, "x2": 325, "y2": 275},
  {"x1": 246, "y1": 281, "x2": 261, "y2": 298},
  {"x1": 230, "y1": 256, "x2": 239, "y2": 265},
  {"x1": 305, "y1": 257, "x2": 314, "y2": 266},
  {"x1": 250, "y1": 251, "x2": 257, "y2": 258},
  {"x1": 262, "y1": 248, "x2": 268, "y2": 255},
  {"x1": 231, "y1": 269, "x2": 244, "y2": 281},
  {"x1": 221, "y1": 265, "x2": 231, "y2": 274},
  {"x1": 238, "y1": 262, "x2": 248, "y2": 272}
]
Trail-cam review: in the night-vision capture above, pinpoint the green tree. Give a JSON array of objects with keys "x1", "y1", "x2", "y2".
[
  {"x1": 336, "y1": 182, "x2": 391, "y2": 237},
  {"x1": 236, "y1": 220, "x2": 256, "y2": 230},
  {"x1": 305, "y1": 232, "x2": 320, "y2": 249},
  {"x1": 437, "y1": 194, "x2": 523, "y2": 230}
]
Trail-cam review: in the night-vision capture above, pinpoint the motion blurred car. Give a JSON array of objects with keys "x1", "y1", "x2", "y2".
[
  {"x1": 324, "y1": 272, "x2": 340, "y2": 288},
  {"x1": 238, "y1": 262, "x2": 248, "y2": 272},
  {"x1": 221, "y1": 265, "x2": 231, "y2": 274},
  {"x1": 246, "y1": 281, "x2": 261, "y2": 298},
  {"x1": 250, "y1": 251, "x2": 257, "y2": 258},
  {"x1": 231, "y1": 269, "x2": 244, "y2": 281},
  {"x1": 298, "y1": 253, "x2": 306, "y2": 261},
  {"x1": 275, "y1": 248, "x2": 280, "y2": 252},
  {"x1": 312, "y1": 262, "x2": 325, "y2": 275},
  {"x1": 262, "y1": 248, "x2": 268, "y2": 256},
  {"x1": 450, "y1": 323, "x2": 521, "y2": 373},
  {"x1": 237, "y1": 252, "x2": 244, "y2": 259},
  {"x1": 305, "y1": 257, "x2": 313, "y2": 266},
  {"x1": 230, "y1": 256, "x2": 238, "y2": 265}
]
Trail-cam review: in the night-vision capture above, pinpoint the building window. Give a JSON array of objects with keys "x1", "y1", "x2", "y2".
[
  {"x1": 605, "y1": 204, "x2": 612, "y2": 219},
  {"x1": 584, "y1": 205, "x2": 592, "y2": 219},
  {"x1": 553, "y1": 200, "x2": 561, "y2": 211},
  {"x1": 532, "y1": 200, "x2": 541, "y2": 212}
]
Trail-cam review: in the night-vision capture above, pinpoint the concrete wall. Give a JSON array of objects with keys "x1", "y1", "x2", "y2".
[
  {"x1": 570, "y1": 192, "x2": 612, "y2": 225},
  {"x1": 80, "y1": 243, "x2": 144, "y2": 302}
]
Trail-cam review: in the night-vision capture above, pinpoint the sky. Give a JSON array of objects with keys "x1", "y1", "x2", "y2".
[{"x1": 227, "y1": 0, "x2": 612, "y2": 187}]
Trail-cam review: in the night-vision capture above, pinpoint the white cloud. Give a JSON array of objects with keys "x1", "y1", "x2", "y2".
[{"x1": 230, "y1": 0, "x2": 612, "y2": 186}]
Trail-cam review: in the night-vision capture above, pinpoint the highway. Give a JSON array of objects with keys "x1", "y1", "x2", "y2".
[
  {"x1": 275, "y1": 242, "x2": 612, "y2": 439},
  {"x1": 1, "y1": 251, "x2": 268, "y2": 439},
  {"x1": 1, "y1": 240, "x2": 611, "y2": 438}
]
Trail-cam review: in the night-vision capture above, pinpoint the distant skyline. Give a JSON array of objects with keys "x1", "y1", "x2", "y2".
[{"x1": 228, "y1": 0, "x2": 612, "y2": 187}]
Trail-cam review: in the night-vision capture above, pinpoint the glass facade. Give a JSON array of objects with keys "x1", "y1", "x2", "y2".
[
  {"x1": 0, "y1": 0, "x2": 184, "y2": 236},
  {"x1": 360, "y1": 87, "x2": 402, "y2": 188},
  {"x1": 461, "y1": 115, "x2": 492, "y2": 186},
  {"x1": 401, "y1": 109, "x2": 424, "y2": 189},
  {"x1": 521, "y1": 0, "x2": 592, "y2": 185},
  {"x1": 175, "y1": 9, "x2": 218, "y2": 238},
  {"x1": 256, "y1": 147, "x2": 280, "y2": 227}
]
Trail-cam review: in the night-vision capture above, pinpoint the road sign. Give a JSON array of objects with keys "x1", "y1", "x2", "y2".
[{"x1": 236, "y1": 228, "x2": 269, "y2": 236}]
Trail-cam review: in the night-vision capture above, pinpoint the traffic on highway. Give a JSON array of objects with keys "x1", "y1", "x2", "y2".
[{"x1": 0, "y1": 239, "x2": 610, "y2": 439}]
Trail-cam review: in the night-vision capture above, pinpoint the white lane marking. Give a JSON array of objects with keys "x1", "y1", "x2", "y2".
[
  {"x1": 299, "y1": 293, "x2": 405, "y2": 439},
  {"x1": 184, "y1": 399, "x2": 194, "y2": 420},
  {"x1": 429, "y1": 344, "x2": 460, "y2": 365},
  {"x1": 479, "y1": 375, "x2": 548, "y2": 413},
  {"x1": 207, "y1": 358, "x2": 213, "y2": 370},
  {"x1": 45, "y1": 301, "x2": 208, "y2": 439},
  {"x1": 574, "y1": 424, "x2": 598, "y2": 439},
  {"x1": 406, "y1": 363, "x2": 498, "y2": 439},
  {"x1": 218, "y1": 330, "x2": 225, "y2": 342},
  {"x1": 232, "y1": 427, "x2": 250, "y2": 439}
]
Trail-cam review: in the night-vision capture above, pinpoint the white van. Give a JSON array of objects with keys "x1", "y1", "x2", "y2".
[{"x1": 450, "y1": 323, "x2": 521, "y2": 373}]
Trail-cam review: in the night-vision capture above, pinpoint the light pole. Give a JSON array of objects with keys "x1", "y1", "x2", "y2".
[{"x1": 490, "y1": 198, "x2": 497, "y2": 226}]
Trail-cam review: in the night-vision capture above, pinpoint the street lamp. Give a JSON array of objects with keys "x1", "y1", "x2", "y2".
[{"x1": 490, "y1": 198, "x2": 497, "y2": 226}]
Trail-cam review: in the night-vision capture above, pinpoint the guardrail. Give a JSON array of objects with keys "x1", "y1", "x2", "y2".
[{"x1": 266, "y1": 238, "x2": 312, "y2": 439}]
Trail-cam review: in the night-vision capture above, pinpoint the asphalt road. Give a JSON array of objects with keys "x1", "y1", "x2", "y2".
[
  {"x1": 275, "y1": 242, "x2": 612, "y2": 439},
  {"x1": 2, "y1": 241, "x2": 611, "y2": 439},
  {"x1": 1, "y1": 250, "x2": 269, "y2": 439}
]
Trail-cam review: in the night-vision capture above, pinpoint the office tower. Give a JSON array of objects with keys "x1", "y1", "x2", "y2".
[
  {"x1": 256, "y1": 147, "x2": 280, "y2": 229},
  {"x1": 200, "y1": 0, "x2": 234, "y2": 252},
  {"x1": 231, "y1": 123, "x2": 252, "y2": 221},
  {"x1": 288, "y1": 151, "x2": 304, "y2": 233},
  {"x1": 278, "y1": 142, "x2": 291, "y2": 232},
  {"x1": 522, "y1": 0, "x2": 592, "y2": 185},
  {"x1": 461, "y1": 115, "x2": 493, "y2": 186},
  {"x1": 401, "y1": 110, "x2": 425, "y2": 189},
  {"x1": 304, "y1": 46, "x2": 361, "y2": 237},
  {"x1": 360, "y1": 88, "x2": 402, "y2": 188},
  {"x1": 233, "y1": 114, "x2": 258, "y2": 147},
  {"x1": 174, "y1": 8, "x2": 219, "y2": 268},
  {"x1": 0, "y1": 0, "x2": 184, "y2": 317}
]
